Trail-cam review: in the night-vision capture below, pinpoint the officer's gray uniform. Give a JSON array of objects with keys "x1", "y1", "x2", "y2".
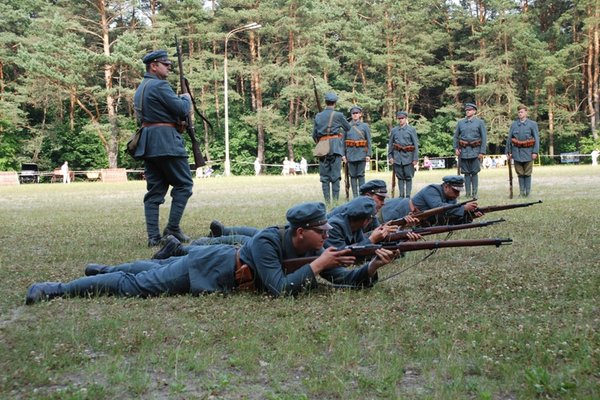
[
  {"x1": 388, "y1": 116, "x2": 419, "y2": 198},
  {"x1": 506, "y1": 118, "x2": 539, "y2": 197},
  {"x1": 453, "y1": 108, "x2": 487, "y2": 197},
  {"x1": 344, "y1": 111, "x2": 372, "y2": 197},
  {"x1": 134, "y1": 50, "x2": 193, "y2": 244},
  {"x1": 313, "y1": 97, "x2": 351, "y2": 202}
]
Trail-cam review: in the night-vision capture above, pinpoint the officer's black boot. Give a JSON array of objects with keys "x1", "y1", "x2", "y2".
[
  {"x1": 164, "y1": 200, "x2": 190, "y2": 242},
  {"x1": 145, "y1": 203, "x2": 162, "y2": 247},
  {"x1": 152, "y1": 235, "x2": 184, "y2": 260},
  {"x1": 405, "y1": 180, "x2": 413, "y2": 198},
  {"x1": 25, "y1": 282, "x2": 65, "y2": 305},
  {"x1": 84, "y1": 263, "x2": 110, "y2": 276}
]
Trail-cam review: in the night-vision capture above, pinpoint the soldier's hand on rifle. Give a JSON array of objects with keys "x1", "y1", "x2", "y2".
[
  {"x1": 369, "y1": 224, "x2": 398, "y2": 243},
  {"x1": 388, "y1": 158, "x2": 394, "y2": 165},
  {"x1": 310, "y1": 247, "x2": 355, "y2": 274},
  {"x1": 405, "y1": 232, "x2": 421, "y2": 241},
  {"x1": 342, "y1": 156, "x2": 347, "y2": 163},
  {"x1": 403, "y1": 215, "x2": 420, "y2": 227},
  {"x1": 478, "y1": 153, "x2": 484, "y2": 162},
  {"x1": 368, "y1": 248, "x2": 399, "y2": 276},
  {"x1": 455, "y1": 149, "x2": 461, "y2": 156},
  {"x1": 464, "y1": 201, "x2": 483, "y2": 218}
]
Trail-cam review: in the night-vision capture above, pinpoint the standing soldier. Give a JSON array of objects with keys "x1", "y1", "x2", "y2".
[
  {"x1": 343, "y1": 106, "x2": 372, "y2": 198},
  {"x1": 388, "y1": 111, "x2": 419, "y2": 198},
  {"x1": 453, "y1": 103, "x2": 487, "y2": 198},
  {"x1": 506, "y1": 105, "x2": 540, "y2": 197},
  {"x1": 312, "y1": 92, "x2": 351, "y2": 203},
  {"x1": 134, "y1": 50, "x2": 193, "y2": 247}
]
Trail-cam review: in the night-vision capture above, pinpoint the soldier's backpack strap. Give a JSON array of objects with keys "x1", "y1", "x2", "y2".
[{"x1": 325, "y1": 110, "x2": 335, "y2": 134}]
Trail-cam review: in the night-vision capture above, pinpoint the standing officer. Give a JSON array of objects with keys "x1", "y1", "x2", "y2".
[
  {"x1": 134, "y1": 50, "x2": 193, "y2": 247},
  {"x1": 388, "y1": 111, "x2": 419, "y2": 198},
  {"x1": 453, "y1": 103, "x2": 487, "y2": 198},
  {"x1": 505, "y1": 105, "x2": 540, "y2": 197},
  {"x1": 343, "y1": 106, "x2": 372, "y2": 198},
  {"x1": 313, "y1": 92, "x2": 351, "y2": 203}
]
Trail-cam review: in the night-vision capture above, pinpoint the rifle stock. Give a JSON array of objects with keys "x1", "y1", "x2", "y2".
[
  {"x1": 385, "y1": 218, "x2": 505, "y2": 241},
  {"x1": 282, "y1": 238, "x2": 512, "y2": 274},
  {"x1": 386, "y1": 198, "x2": 476, "y2": 227},
  {"x1": 344, "y1": 161, "x2": 350, "y2": 200},
  {"x1": 175, "y1": 36, "x2": 206, "y2": 169},
  {"x1": 476, "y1": 200, "x2": 542, "y2": 214}
]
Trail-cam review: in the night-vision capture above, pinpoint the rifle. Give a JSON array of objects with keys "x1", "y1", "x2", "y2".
[
  {"x1": 507, "y1": 156, "x2": 514, "y2": 199},
  {"x1": 312, "y1": 76, "x2": 323, "y2": 113},
  {"x1": 344, "y1": 161, "x2": 350, "y2": 200},
  {"x1": 175, "y1": 36, "x2": 207, "y2": 168},
  {"x1": 386, "y1": 198, "x2": 476, "y2": 227},
  {"x1": 457, "y1": 155, "x2": 461, "y2": 175},
  {"x1": 391, "y1": 168, "x2": 396, "y2": 198},
  {"x1": 475, "y1": 200, "x2": 542, "y2": 214},
  {"x1": 385, "y1": 218, "x2": 505, "y2": 241},
  {"x1": 283, "y1": 238, "x2": 512, "y2": 273}
]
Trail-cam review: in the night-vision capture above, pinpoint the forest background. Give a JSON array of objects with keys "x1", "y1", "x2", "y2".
[{"x1": 1, "y1": 0, "x2": 599, "y2": 175}]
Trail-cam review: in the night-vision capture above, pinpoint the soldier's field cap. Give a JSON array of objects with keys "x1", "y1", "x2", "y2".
[
  {"x1": 443, "y1": 175, "x2": 465, "y2": 192},
  {"x1": 286, "y1": 202, "x2": 332, "y2": 230},
  {"x1": 464, "y1": 102, "x2": 477, "y2": 111},
  {"x1": 349, "y1": 105, "x2": 362, "y2": 113},
  {"x1": 324, "y1": 92, "x2": 338, "y2": 102},
  {"x1": 142, "y1": 50, "x2": 172, "y2": 65},
  {"x1": 359, "y1": 179, "x2": 388, "y2": 197},
  {"x1": 396, "y1": 111, "x2": 408, "y2": 118},
  {"x1": 343, "y1": 197, "x2": 377, "y2": 218}
]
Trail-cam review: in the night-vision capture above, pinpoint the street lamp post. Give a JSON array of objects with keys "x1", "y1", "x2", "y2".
[{"x1": 224, "y1": 22, "x2": 261, "y2": 177}]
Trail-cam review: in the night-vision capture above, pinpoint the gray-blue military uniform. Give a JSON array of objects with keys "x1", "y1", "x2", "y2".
[
  {"x1": 344, "y1": 106, "x2": 372, "y2": 198},
  {"x1": 134, "y1": 50, "x2": 193, "y2": 245},
  {"x1": 453, "y1": 103, "x2": 487, "y2": 197},
  {"x1": 506, "y1": 117, "x2": 539, "y2": 197},
  {"x1": 325, "y1": 197, "x2": 376, "y2": 250},
  {"x1": 313, "y1": 92, "x2": 351, "y2": 202},
  {"x1": 25, "y1": 202, "x2": 378, "y2": 304},
  {"x1": 410, "y1": 177, "x2": 470, "y2": 225},
  {"x1": 388, "y1": 111, "x2": 419, "y2": 198},
  {"x1": 379, "y1": 197, "x2": 412, "y2": 224}
]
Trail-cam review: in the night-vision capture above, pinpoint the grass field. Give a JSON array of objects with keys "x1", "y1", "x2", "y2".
[{"x1": 0, "y1": 166, "x2": 598, "y2": 399}]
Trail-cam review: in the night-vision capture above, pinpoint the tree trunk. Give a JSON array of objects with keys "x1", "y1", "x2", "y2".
[{"x1": 99, "y1": 0, "x2": 119, "y2": 168}]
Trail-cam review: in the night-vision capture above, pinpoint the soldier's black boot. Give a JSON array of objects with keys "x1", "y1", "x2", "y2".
[
  {"x1": 25, "y1": 282, "x2": 64, "y2": 305},
  {"x1": 152, "y1": 235, "x2": 184, "y2": 260},
  {"x1": 163, "y1": 226, "x2": 190, "y2": 243},
  {"x1": 145, "y1": 202, "x2": 162, "y2": 247},
  {"x1": 147, "y1": 236, "x2": 162, "y2": 247},
  {"x1": 209, "y1": 220, "x2": 225, "y2": 237},
  {"x1": 84, "y1": 263, "x2": 110, "y2": 276}
]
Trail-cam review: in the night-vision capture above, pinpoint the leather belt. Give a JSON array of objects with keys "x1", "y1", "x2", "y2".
[
  {"x1": 345, "y1": 140, "x2": 368, "y2": 147},
  {"x1": 234, "y1": 250, "x2": 255, "y2": 291},
  {"x1": 318, "y1": 134, "x2": 343, "y2": 142},
  {"x1": 393, "y1": 143, "x2": 415, "y2": 152},
  {"x1": 459, "y1": 139, "x2": 482, "y2": 148},
  {"x1": 142, "y1": 122, "x2": 178, "y2": 128},
  {"x1": 511, "y1": 138, "x2": 535, "y2": 148}
]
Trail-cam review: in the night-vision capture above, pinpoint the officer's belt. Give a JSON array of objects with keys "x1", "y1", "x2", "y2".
[
  {"x1": 511, "y1": 138, "x2": 535, "y2": 148},
  {"x1": 318, "y1": 134, "x2": 343, "y2": 142},
  {"x1": 142, "y1": 122, "x2": 178, "y2": 128},
  {"x1": 393, "y1": 143, "x2": 415, "y2": 152},
  {"x1": 345, "y1": 139, "x2": 368, "y2": 147},
  {"x1": 234, "y1": 250, "x2": 255, "y2": 291},
  {"x1": 459, "y1": 139, "x2": 482, "y2": 148}
]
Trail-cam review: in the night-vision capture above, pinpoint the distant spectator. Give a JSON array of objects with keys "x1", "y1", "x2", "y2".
[
  {"x1": 483, "y1": 155, "x2": 492, "y2": 169},
  {"x1": 592, "y1": 149, "x2": 599, "y2": 166},
  {"x1": 423, "y1": 156, "x2": 432, "y2": 171},
  {"x1": 300, "y1": 157, "x2": 308, "y2": 175},
  {"x1": 254, "y1": 158, "x2": 261, "y2": 176},
  {"x1": 289, "y1": 158, "x2": 296, "y2": 175},
  {"x1": 294, "y1": 161, "x2": 301, "y2": 175},
  {"x1": 60, "y1": 161, "x2": 71, "y2": 184},
  {"x1": 282, "y1": 157, "x2": 290, "y2": 176},
  {"x1": 203, "y1": 167, "x2": 214, "y2": 178}
]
